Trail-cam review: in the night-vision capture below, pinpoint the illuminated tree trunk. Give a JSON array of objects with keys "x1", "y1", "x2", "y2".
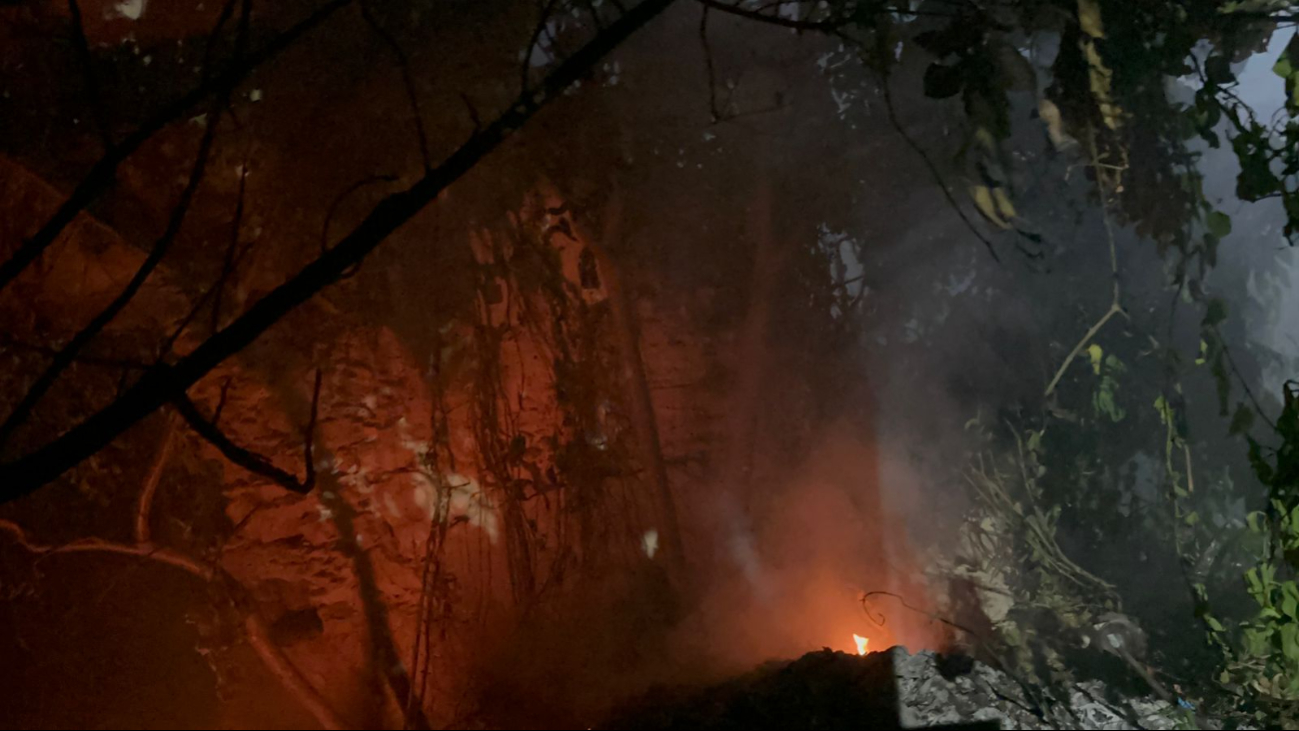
[
  {"x1": 721, "y1": 172, "x2": 780, "y2": 498},
  {"x1": 579, "y1": 194, "x2": 686, "y2": 579}
]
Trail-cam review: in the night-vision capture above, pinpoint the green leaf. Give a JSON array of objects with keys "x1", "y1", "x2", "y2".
[
  {"x1": 1207, "y1": 210, "x2": 1233, "y2": 238},
  {"x1": 1282, "y1": 622, "x2": 1299, "y2": 663},
  {"x1": 1283, "y1": 582, "x2": 1299, "y2": 619},
  {"x1": 1088, "y1": 343, "x2": 1104, "y2": 375},
  {"x1": 1231, "y1": 403, "x2": 1256, "y2": 436},
  {"x1": 1206, "y1": 615, "x2": 1226, "y2": 632},
  {"x1": 1276, "y1": 54, "x2": 1294, "y2": 80},
  {"x1": 1247, "y1": 567, "x2": 1264, "y2": 597}
]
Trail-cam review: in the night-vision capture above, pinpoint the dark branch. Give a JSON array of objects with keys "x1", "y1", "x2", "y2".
[
  {"x1": 321, "y1": 174, "x2": 399, "y2": 254},
  {"x1": 699, "y1": 6, "x2": 722, "y2": 122},
  {"x1": 67, "y1": 0, "x2": 114, "y2": 151},
  {"x1": 0, "y1": 0, "x2": 678, "y2": 503},
  {"x1": 173, "y1": 377, "x2": 317, "y2": 495},
  {"x1": 0, "y1": 333, "x2": 149, "y2": 372},
  {"x1": 0, "y1": 0, "x2": 353, "y2": 296},
  {"x1": 877, "y1": 66, "x2": 1001, "y2": 262},
  {"x1": 0, "y1": 94, "x2": 226, "y2": 448},
  {"x1": 359, "y1": 1, "x2": 433, "y2": 171},
  {"x1": 521, "y1": 0, "x2": 564, "y2": 95},
  {"x1": 210, "y1": 161, "x2": 251, "y2": 336},
  {"x1": 694, "y1": 0, "x2": 847, "y2": 31}
]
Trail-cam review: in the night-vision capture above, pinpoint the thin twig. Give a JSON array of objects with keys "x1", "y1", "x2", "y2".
[
  {"x1": 0, "y1": 91, "x2": 226, "y2": 448},
  {"x1": 1043, "y1": 302, "x2": 1123, "y2": 398},
  {"x1": 321, "y1": 174, "x2": 399, "y2": 254},
  {"x1": 694, "y1": 0, "x2": 846, "y2": 30},
  {"x1": 67, "y1": 0, "x2": 114, "y2": 151},
  {"x1": 880, "y1": 72, "x2": 1001, "y2": 262},
  {"x1": 1212, "y1": 324, "x2": 1277, "y2": 432},
  {"x1": 699, "y1": 6, "x2": 723, "y2": 122},
  {"x1": 173, "y1": 388, "x2": 316, "y2": 494},
  {"x1": 212, "y1": 162, "x2": 250, "y2": 335},
  {"x1": 359, "y1": 1, "x2": 433, "y2": 171},
  {"x1": 0, "y1": 333, "x2": 149, "y2": 371},
  {"x1": 522, "y1": 0, "x2": 564, "y2": 95},
  {"x1": 0, "y1": 517, "x2": 346, "y2": 729},
  {"x1": 1043, "y1": 128, "x2": 1127, "y2": 399},
  {"x1": 0, "y1": 0, "x2": 354, "y2": 297},
  {"x1": 0, "y1": 0, "x2": 680, "y2": 502},
  {"x1": 135, "y1": 414, "x2": 178, "y2": 543}
]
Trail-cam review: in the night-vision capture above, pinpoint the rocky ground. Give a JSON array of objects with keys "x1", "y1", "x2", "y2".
[{"x1": 601, "y1": 646, "x2": 1213, "y2": 730}]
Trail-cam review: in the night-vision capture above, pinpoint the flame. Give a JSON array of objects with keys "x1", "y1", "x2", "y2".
[{"x1": 853, "y1": 634, "x2": 869, "y2": 656}]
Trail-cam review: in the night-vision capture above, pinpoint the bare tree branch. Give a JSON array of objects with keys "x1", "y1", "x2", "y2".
[
  {"x1": 172, "y1": 370, "x2": 322, "y2": 495},
  {"x1": 0, "y1": 1, "x2": 261, "y2": 447},
  {"x1": 358, "y1": 1, "x2": 433, "y2": 171},
  {"x1": 0, "y1": 0, "x2": 354, "y2": 296},
  {"x1": 0, "y1": 88, "x2": 227, "y2": 449},
  {"x1": 135, "y1": 415, "x2": 178, "y2": 543},
  {"x1": 0, "y1": 518, "x2": 213, "y2": 577},
  {"x1": 211, "y1": 160, "x2": 251, "y2": 336},
  {"x1": 878, "y1": 67, "x2": 1002, "y2": 262},
  {"x1": 699, "y1": 5, "x2": 723, "y2": 122},
  {"x1": 0, "y1": 518, "x2": 346, "y2": 729},
  {"x1": 694, "y1": 0, "x2": 846, "y2": 31},
  {"x1": 522, "y1": 0, "x2": 564, "y2": 95},
  {"x1": 321, "y1": 174, "x2": 399, "y2": 254},
  {"x1": 0, "y1": 0, "x2": 679, "y2": 503},
  {"x1": 0, "y1": 333, "x2": 149, "y2": 372},
  {"x1": 157, "y1": 162, "x2": 253, "y2": 362},
  {"x1": 66, "y1": 0, "x2": 114, "y2": 151}
]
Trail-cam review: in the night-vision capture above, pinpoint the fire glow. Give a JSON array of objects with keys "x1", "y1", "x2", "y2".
[{"x1": 853, "y1": 634, "x2": 869, "y2": 656}]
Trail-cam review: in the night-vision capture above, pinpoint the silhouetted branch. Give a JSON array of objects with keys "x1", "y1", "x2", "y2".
[
  {"x1": 0, "y1": 0, "x2": 354, "y2": 296},
  {"x1": 0, "y1": 0, "x2": 260, "y2": 448},
  {"x1": 211, "y1": 160, "x2": 251, "y2": 336},
  {"x1": 694, "y1": 0, "x2": 847, "y2": 30},
  {"x1": 212, "y1": 377, "x2": 235, "y2": 425},
  {"x1": 0, "y1": 516, "x2": 346, "y2": 729},
  {"x1": 0, "y1": 91, "x2": 226, "y2": 449},
  {"x1": 878, "y1": 70, "x2": 1002, "y2": 262},
  {"x1": 460, "y1": 92, "x2": 483, "y2": 131},
  {"x1": 359, "y1": 1, "x2": 433, "y2": 171},
  {"x1": 0, "y1": 0, "x2": 679, "y2": 503},
  {"x1": 0, "y1": 333, "x2": 149, "y2": 372},
  {"x1": 157, "y1": 164, "x2": 252, "y2": 362},
  {"x1": 134, "y1": 415, "x2": 178, "y2": 543},
  {"x1": 699, "y1": 6, "x2": 723, "y2": 122},
  {"x1": 522, "y1": 0, "x2": 563, "y2": 95},
  {"x1": 173, "y1": 371, "x2": 322, "y2": 495},
  {"x1": 321, "y1": 174, "x2": 399, "y2": 254},
  {"x1": 67, "y1": 0, "x2": 114, "y2": 151}
]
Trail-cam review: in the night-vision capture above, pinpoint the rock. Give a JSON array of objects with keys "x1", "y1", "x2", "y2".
[{"x1": 603, "y1": 646, "x2": 1203, "y2": 730}]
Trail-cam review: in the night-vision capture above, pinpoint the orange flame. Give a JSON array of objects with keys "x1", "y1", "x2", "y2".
[{"x1": 853, "y1": 634, "x2": 869, "y2": 656}]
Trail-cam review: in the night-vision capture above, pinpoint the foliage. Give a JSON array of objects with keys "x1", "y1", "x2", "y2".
[
  {"x1": 951, "y1": 419, "x2": 1121, "y2": 687},
  {"x1": 1207, "y1": 383, "x2": 1299, "y2": 717}
]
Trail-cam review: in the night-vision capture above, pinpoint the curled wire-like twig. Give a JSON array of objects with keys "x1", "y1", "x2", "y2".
[
  {"x1": 860, "y1": 588, "x2": 1051, "y2": 720},
  {"x1": 861, "y1": 590, "x2": 889, "y2": 627}
]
